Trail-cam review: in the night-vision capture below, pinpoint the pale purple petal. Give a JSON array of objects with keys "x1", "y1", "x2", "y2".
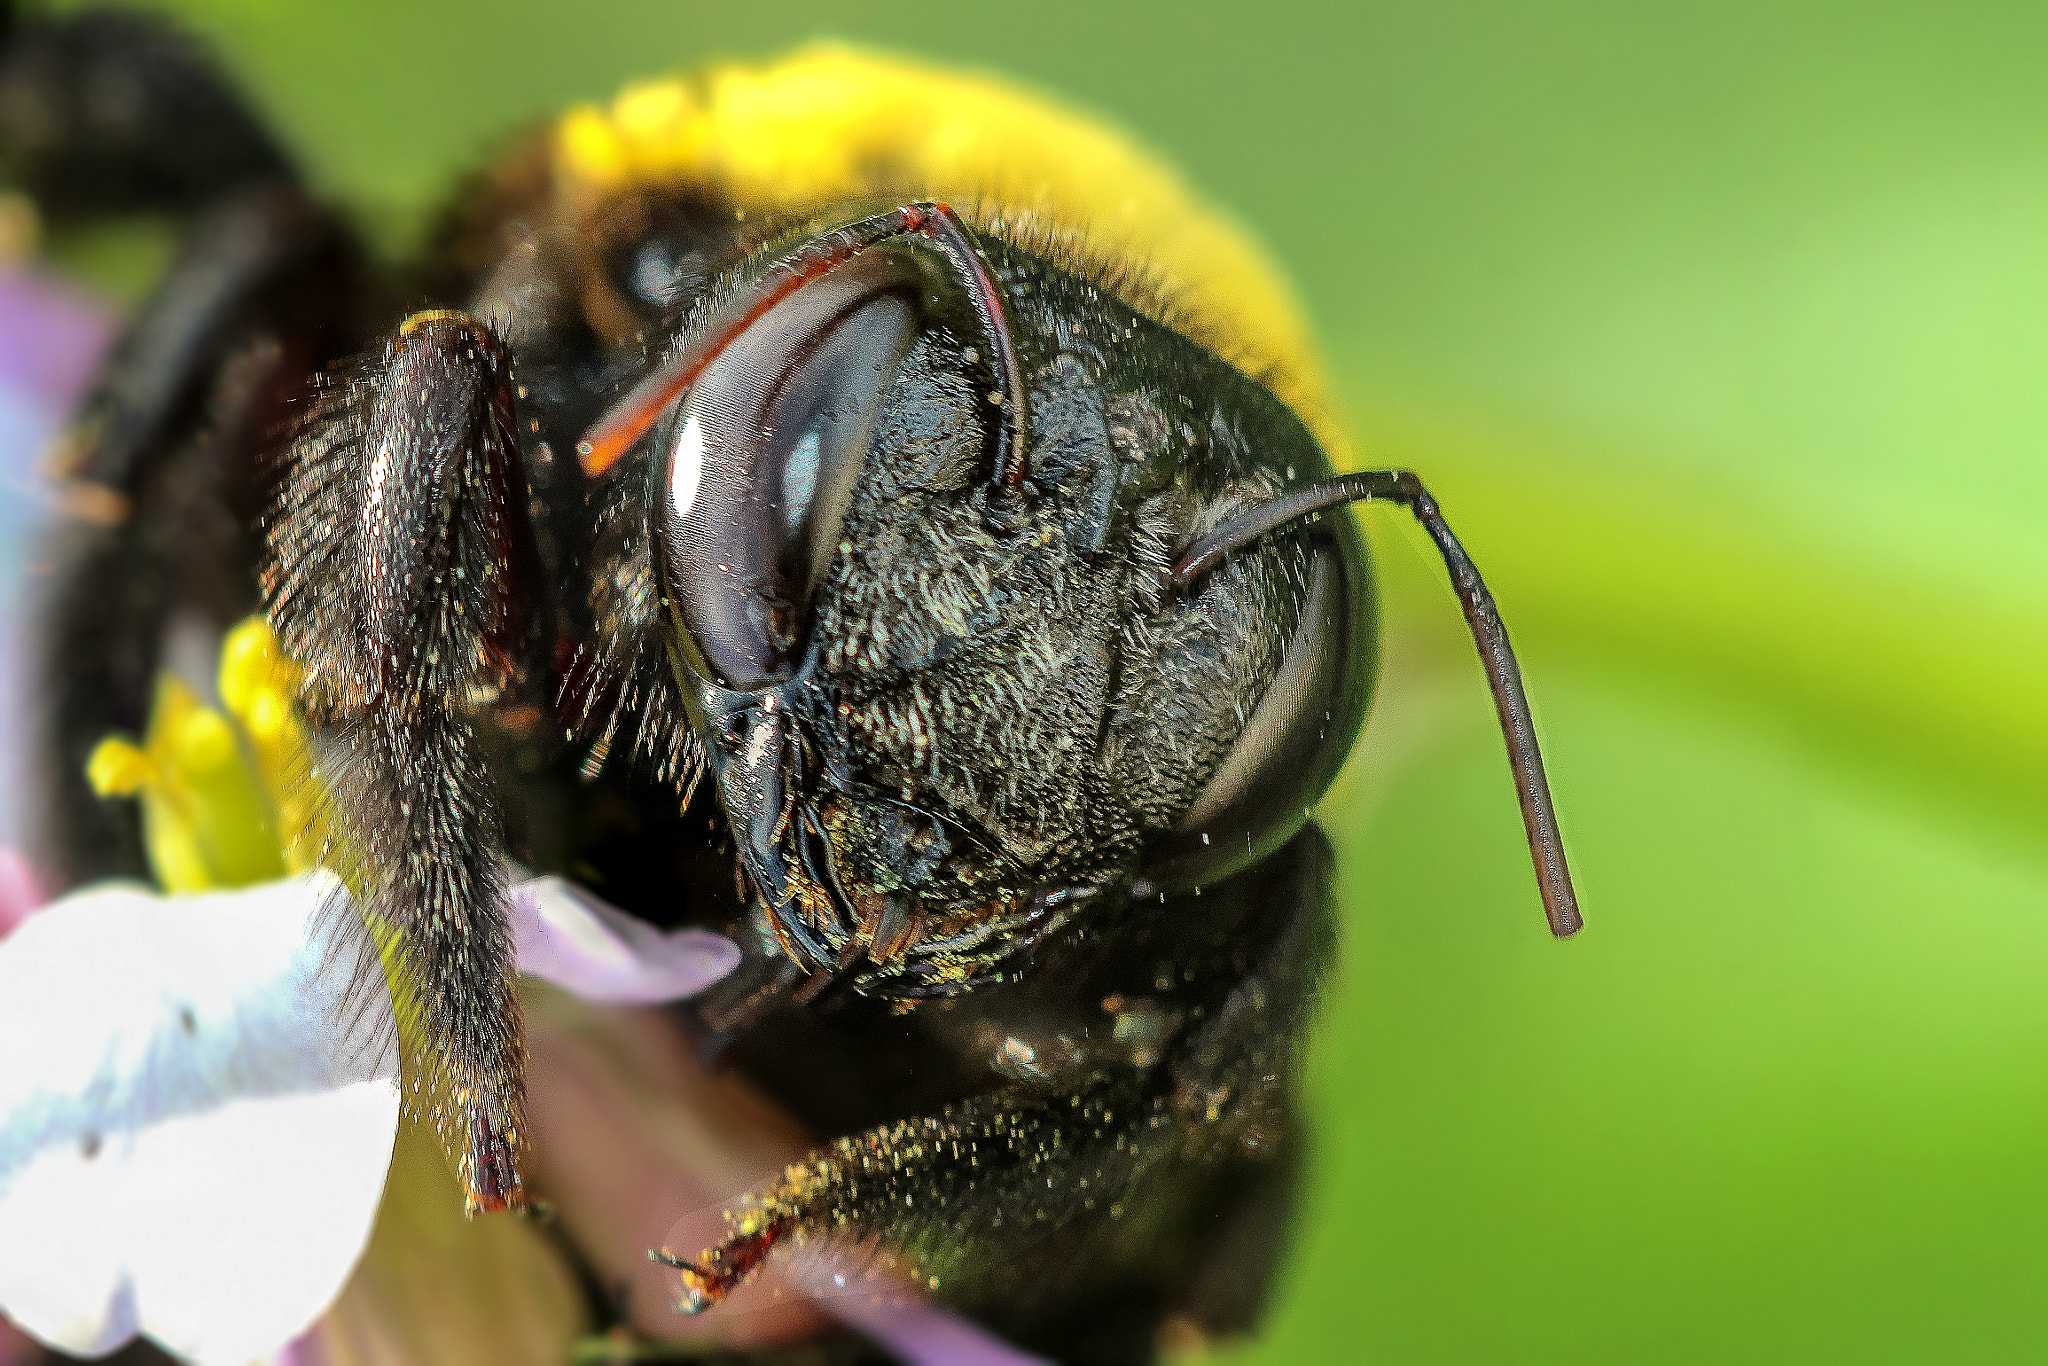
[
  {"x1": 0, "y1": 850, "x2": 43, "y2": 941},
  {"x1": 0, "y1": 1314, "x2": 35, "y2": 1366},
  {"x1": 828, "y1": 1295, "x2": 1052, "y2": 1366},
  {"x1": 0, "y1": 268, "x2": 111, "y2": 853},
  {"x1": 767, "y1": 1245, "x2": 1053, "y2": 1365},
  {"x1": 269, "y1": 1322, "x2": 328, "y2": 1366},
  {"x1": 510, "y1": 875, "x2": 741, "y2": 1004},
  {"x1": 0, "y1": 270, "x2": 114, "y2": 409}
]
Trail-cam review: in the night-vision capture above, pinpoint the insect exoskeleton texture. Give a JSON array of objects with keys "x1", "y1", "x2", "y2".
[{"x1": 17, "y1": 15, "x2": 1579, "y2": 1361}]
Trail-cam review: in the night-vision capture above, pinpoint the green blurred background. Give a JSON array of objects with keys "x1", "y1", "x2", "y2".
[{"x1": 57, "y1": 1, "x2": 2048, "y2": 1360}]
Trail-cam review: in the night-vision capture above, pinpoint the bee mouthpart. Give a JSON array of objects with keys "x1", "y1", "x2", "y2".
[{"x1": 707, "y1": 700, "x2": 858, "y2": 971}]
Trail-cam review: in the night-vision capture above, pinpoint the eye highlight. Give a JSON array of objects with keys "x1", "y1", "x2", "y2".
[{"x1": 653, "y1": 255, "x2": 916, "y2": 691}]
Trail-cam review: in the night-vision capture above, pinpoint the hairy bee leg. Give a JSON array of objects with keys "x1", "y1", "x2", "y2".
[
  {"x1": 0, "y1": 12, "x2": 373, "y2": 887},
  {"x1": 59, "y1": 190, "x2": 359, "y2": 491},
  {"x1": 650, "y1": 1071, "x2": 1158, "y2": 1314},
  {"x1": 1152, "y1": 828, "x2": 1337, "y2": 1340},
  {"x1": 29, "y1": 203, "x2": 365, "y2": 885},
  {"x1": 0, "y1": 6, "x2": 294, "y2": 222},
  {"x1": 0, "y1": 6, "x2": 352, "y2": 508},
  {"x1": 656, "y1": 830, "x2": 1336, "y2": 1327},
  {"x1": 268, "y1": 311, "x2": 539, "y2": 1212},
  {"x1": 1165, "y1": 828, "x2": 1335, "y2": 1141}
]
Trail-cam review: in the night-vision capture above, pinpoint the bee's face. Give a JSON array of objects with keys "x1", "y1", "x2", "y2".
[{"x1": 627, "y1": 210, "x2": 1377, "y2": 991}]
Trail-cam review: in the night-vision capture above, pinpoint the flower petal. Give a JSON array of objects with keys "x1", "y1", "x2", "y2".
[
  {"x1": 825, "y1": 1293, "x2": 1052, "y2": 1366},
  {"x1": 0, "y1": 874, "x2": 399, "y2": 1365},
  {"x1": 285, "y1": 1111, "x2": 587, "y2": 1366},
  {"x1": 521, "y1": 983, "x2": 832, "y2": 1349},
  {"x1": 510, "y1": 875, "x2": 740, "y2": 1004},
  {"x1": 0, "y1": 269, "x2": 115, "y2": 411},
  {"x1": 0, "y1": 850, "x2": 42, "y2": 941},
  {"x1": 0, "y1": 270, "x2": 110, "y2": 858}
]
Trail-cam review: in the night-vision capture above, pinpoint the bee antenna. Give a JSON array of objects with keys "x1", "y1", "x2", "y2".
[{"x1": 1172, "y1": 470, "x2": 1584, "y2": 939}]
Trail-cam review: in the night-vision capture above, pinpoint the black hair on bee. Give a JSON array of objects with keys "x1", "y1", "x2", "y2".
[
  {"x1": 265, "y1": 313, "x2": 539, "y2": 1210},
  {"x1": 15, "y1": 9, "x2": 1584, "y2": 1356}
]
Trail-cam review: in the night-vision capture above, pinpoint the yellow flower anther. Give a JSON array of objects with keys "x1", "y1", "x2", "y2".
[
  {"x1": 85, "y1": 736, "x2": 153, "y2": 797},
  {"x1": 170, "y1": 705, "x2": 239, "y2": 776},
  {"x1": 217, "y1": 614, "x2": 301, "y2": 715},
  {"x1": 214, "y1": 616, "x2": 326, "y2": 875},
  {"x1": 241, "y1": 689, "x2": 291, "y2": 743},
  {"x1": 84, "y1": 620, "x2": 314, "y2": 893}
]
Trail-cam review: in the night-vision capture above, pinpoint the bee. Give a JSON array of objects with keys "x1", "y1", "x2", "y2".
[{"x1": 8, "y1": 6, "x2": 1580, "y2": 1358}]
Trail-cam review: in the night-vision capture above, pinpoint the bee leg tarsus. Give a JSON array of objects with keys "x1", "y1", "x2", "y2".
[
  {"x1": 461, "y1": 1110, "x2": 528, "y2": 1216},
  {"x1": 648, "y1": 1219, "x2": 793, "y2": 1315},
  {"x1": 647, "y1": 1247, "x2": 722, "y2": 1314}
]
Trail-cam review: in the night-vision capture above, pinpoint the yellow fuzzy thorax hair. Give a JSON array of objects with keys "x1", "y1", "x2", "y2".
[{"x1": 552, "y1": 43, "x2": 1344, "y2": 462}]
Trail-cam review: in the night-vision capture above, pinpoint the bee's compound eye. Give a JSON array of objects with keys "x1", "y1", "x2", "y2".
[
  {"x1": 655, "y1": 261, "x2": 916, "y2": 690},
  {"x1": 1138, "y1": 530, "x2": 1374, "y2": 893},
  {"x1": 627, "y1": 236, "x2": 713, "y2": 310},
  {"x1": 591, "y1": 193, "x2": 738, "y2": 318}
]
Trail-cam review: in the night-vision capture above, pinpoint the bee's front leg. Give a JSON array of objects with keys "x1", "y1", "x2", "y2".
[
  {"x1": 267, "y1": 311, "x2": 540, "y2": 1212},
  {"x1": 656, "y1": 829, "x2": 1336, "y2": 1344}
]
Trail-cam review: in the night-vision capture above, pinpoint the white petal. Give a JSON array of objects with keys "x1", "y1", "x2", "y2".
[
  {"x1": 511, "y1": 875, "x2": 741, "y2": 1004},
  {"x1": 0, "y1": 874, "x2": 399, "y2": 1365}
]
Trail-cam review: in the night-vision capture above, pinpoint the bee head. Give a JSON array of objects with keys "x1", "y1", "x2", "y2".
[{"x1": 585, "y1": 204, "x2": 1373, "y2": 992}]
